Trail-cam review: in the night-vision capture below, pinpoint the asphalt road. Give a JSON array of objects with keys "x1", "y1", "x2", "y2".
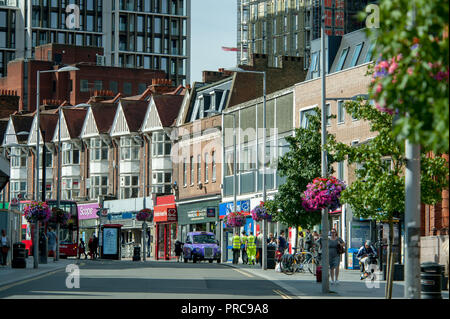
[{"x1": 0, "y1": 260, "x2": 294, "y2": 299}]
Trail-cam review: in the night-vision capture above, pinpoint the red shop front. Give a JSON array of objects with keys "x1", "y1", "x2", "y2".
[{"x1": 153, "y1": 195, "x2": 178, "y2": 260}]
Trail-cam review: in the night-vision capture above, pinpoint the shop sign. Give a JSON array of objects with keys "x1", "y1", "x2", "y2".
[
  {"x1": 207, "y1": 207, "x2": 216, "y2": 218},
  {"x1": 187, "y1": 209, "x2": 207, "y2": 221},
  {"x1": 219, "y1": 200, "x2": 250, "y2": 218},
  {"x1": 78, "y1": 203, "x2": 100, "y2": 220}
]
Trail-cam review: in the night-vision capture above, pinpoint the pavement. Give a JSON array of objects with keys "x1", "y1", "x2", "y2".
[
  {"x1": 0, "y1": 257, "x2": 448, "y2": 299},
  {"x1": 0, "y1": 257, "x2": 78, "y2": 289}
]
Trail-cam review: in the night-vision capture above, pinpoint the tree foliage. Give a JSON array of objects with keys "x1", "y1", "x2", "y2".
[
  {"x1": 326, "y1": 100, "x2": 449, "y2": 221},
  {"x1": 365, "y1": 0, "x2": 449, "y2": 153},
  {"x1": 264, "y1": 110, "x2": 334, "y2": 229}
]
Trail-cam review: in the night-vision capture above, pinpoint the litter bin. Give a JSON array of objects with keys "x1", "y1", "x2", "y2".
[
  {"x1": 421, "y1": 262, "x2": 442, "y2": 299},
  {"x1": 347, "y1": 248, "x2": 360, "y2": 270},
  {"x1": 133, "y1": 246, "x2": 141, "y2": 261},
  {"x1": 12, "y1": 242, "x2": 26, "y2": 268},
  {"x1": 267, "y1": 245, "x2": 276, "y2": 269}
]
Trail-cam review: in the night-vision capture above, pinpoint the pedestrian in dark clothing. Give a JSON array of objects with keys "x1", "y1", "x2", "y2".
[
  {"x1": 88, "y1": 237, "x2": 94, "y2": 259},
  {"x1": 304, "y1": 229, "x2": 313, "y2": 253},
  {"x1": 79, "y1": 239, "x2": 88, "y2": 259},
  {"x1": 93, "y1": 235, "x2": 99, "y2": 259},
  {"x1": 277, "y1": 230, "x2": 287, "y2": 254},
  {"x1": 1, "y1": 229, "x2": 10, "y2": 266},
  {"x1": 174, "y1": 240, "x2": 183, "y2": 262}
]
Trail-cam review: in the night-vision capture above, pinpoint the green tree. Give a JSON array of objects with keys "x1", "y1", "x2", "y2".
[
  {"x1": 264, "y1": 109, "x2": 334, "y2": 230},
  {"x1": 327, "y1": 100, "x2": 448, "y2": 298},
  {"x1": 365, "y1": 0, "x2": 449, "y2": 153}
]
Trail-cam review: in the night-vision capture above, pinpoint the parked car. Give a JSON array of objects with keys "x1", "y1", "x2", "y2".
[{"x1": 183, "y1": 231, "x2": 221, "y2": 263}]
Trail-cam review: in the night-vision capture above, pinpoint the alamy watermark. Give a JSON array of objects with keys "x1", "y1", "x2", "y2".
[{"x1": 65, "y1": 264, "x2": 80, "y2": 289}]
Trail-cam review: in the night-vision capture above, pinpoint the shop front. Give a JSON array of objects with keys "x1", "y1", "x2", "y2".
[
  {"x1": 154, "y1": 195, "x2": 177, "y2": 260},
  {"x1": 177, "y1": 197, "x2": 221, "y2": 244},
  {"x1": 219, "y1": 199, "x2": 253, "y2": 262},
  {"x1": 77, "y1": 202, "x2": 100, "y2": 245}
]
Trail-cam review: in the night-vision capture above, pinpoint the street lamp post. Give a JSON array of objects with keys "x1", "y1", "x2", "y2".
[
  {"x1": 55, "y1": 102, "x2": 88, "y2": 261},
  {"x1": 35, "y1": 66, "x2": 79, "y2": 268}
]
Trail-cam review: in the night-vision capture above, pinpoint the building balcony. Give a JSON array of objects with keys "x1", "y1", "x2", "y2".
[
  {"x1": 62, "y1": 164, "x2": 80, "y2": 177},
  {"x1": 90, "y1": 160, "x2": 110, "y2": 175}
]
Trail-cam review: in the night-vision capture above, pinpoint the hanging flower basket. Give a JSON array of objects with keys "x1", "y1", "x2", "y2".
[
  {"x1": 302, "y1": 176, "x2": 346, "y2": 212},
  {"x1": 224, "y1": 211, "x2": 246, "y2": 228},
  {"x1": 50, "y1": 207, "x2": 71, "y2": 225},
  {"x1": 251, "y1": 201, "x2": 272, "y2": 222},
  {"x1": 23, "y1": 201, "x2": 52, "y2": 223},
  {"x1": 136, "y1": 208, "x2": 153, "y2": 222}
]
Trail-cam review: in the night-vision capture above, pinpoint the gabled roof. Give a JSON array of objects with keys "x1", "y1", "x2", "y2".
[
  {"x1": 11, "y1": 114, "x2": 34, "y2": 144},
  {"x1": 62, "y1": 108, "x2": 88, "y2": 139},
  {"x1": 120, "y1": 99, "x2": 149, "y2": 132},
  {"x1": 39, "y1": 113, "x2": 58, "y2": 143},
  {"x1": 153, "y1": 95, "x2": 184, "y2": 127},
  {"x1": 91, "y1": 102, "x2": 118, "y2": 134}
]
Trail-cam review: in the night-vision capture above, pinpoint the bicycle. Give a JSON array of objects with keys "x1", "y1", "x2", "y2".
[{"x1": 279, "y1": 250, "x2": 319, "y2": 275}]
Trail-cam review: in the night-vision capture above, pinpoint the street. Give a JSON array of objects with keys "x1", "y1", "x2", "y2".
[{"x1": 0, "y1": 260, "x2": 293, "y2": 299}]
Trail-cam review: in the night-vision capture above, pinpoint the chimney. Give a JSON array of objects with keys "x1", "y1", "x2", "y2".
[
  {"x1": 90, "y1": 90, "x2": 116, "y2": 102},
  {"x1": 0, "y1": 89, "x2": 20, "y2": 118}
]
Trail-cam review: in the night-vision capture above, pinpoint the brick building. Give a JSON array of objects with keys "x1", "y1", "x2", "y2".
[{"x1": 0, "y1": 43, "x2": 166, "y2": 112}]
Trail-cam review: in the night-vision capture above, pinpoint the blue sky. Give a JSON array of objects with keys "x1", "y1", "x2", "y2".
[{"x1": 190, "y1": 0, "x2": 237, "y2": 83}]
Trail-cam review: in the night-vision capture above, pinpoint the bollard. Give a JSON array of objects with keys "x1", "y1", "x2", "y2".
[{"x1": 421, "y1": 262, "x2": 442, "y2": 299}]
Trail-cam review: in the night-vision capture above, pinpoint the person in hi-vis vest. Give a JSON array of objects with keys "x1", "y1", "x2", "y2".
[
  {"x1": 240, "y1": 230, "x2": 248, "y2": 264},
  {"x1": 232, "y1": 231, "x2": 241, "y2": 264},
  {"x1": 246, "y1": 231, "x2": 256, "y2": 265}
]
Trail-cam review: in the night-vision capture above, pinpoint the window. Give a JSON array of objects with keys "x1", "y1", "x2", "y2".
[
  {"x1": 80, "y1": 79, "x2": 89, "y2": 92},
  {"x1": 10, "y1": 180, "x2": 27, "y2": 200},
  {"x1": 225, "y1": 148, "x2": 234, "y2": 176},
  {"x1": 10, "y1": 147, "x2": 27, "y2": 168},
  {"x1": 300, "y1": 108, "x2": 317, "y2": 128},
  {"x1": 62, "y1": 178, "x2": 80, "y2": 200},
  {"x1": 197, "y1": 154, "x2": 201, "y2": 184},
  {"x1": 94, "y1": 80, "x2": 102, "y2": 91},
  {"x1": 336, "y1": 47, "x2": 349, "y2": 71},
  {"x1": 212, "y1": 151, "x2": 216, "y2": 181},
  {"x1": 152, "y1": 171, "x2": 171, "y2": 194},
  {"x1": 39, "y1": 146, "x2": 53, "y2": 168},
  {"x1": 204, "y1": 153, "x2": 209, "y2": 182},
  {"x1": 110, "y1": 80, "x2": 118, "y2": 93},
  {"x1": 90, "y1": 175, "x2": 108, "y2": 199},
  {"x1": 190, "y1": 156, "x2": 194, "y2": 185},
  {"x1": 350, "y1": 43, "x2": 363, "y2": 67},
  {"x1": 62, "y1": 143, "x2": 80, "y2": 165},
  {"x1": 90, "y1": 138, "x2": 108, "y2": 161},
  {"x1": 123, "y1": 82, "x2": 132, "y2": 95},
  {"x1": 337, "y1": 101, "x2": 345, "y2": 124},
  {"x1": 333, "y1": 158, "x2": 342, "y2": 179},
  {"x1": 183, "y1": 158, "x2": 187, "y2": 186},
  {"x1": 241, "y1": 144, "x2": 256, "y2": 171},
  {"x1": 364, "y1": 42, "x2": 375, "y2": 63},
  {"x1": 39, "y1": 180, "x2": 53, "y2": 200},
  {"x1": 325, "y1": 103, "x2": 331, "y2": 126},
  {"x1": 120, "y1": 137, "x2": 140, "y2": 160},
  {"x1": 120, "y1": 175, "x2": 139, "y2": 199},
  {"x1": 151, "y1": 131, "x2": 171, "y2": 156}
]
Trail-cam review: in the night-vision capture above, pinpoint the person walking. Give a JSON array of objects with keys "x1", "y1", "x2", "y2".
[
  {"x1": 174, "y1": 240, "x2": 183, "y2": 262},
  {"x1": 1, "y1": 229, "x2": 9, "y2": 266},
  {"x1": 304, "y1": 229, "x2": 313, "y2": 253},
  {"x1": 267, "y1": 232, "x2": 274, "y2": 245},
  {"x1": 79, "y1": 238, "x2": 88, "y2": 259},
  {"x1": 246, "y1": 231, "x2": 256, "y2": 265},
  {"x1": 93, "y1": 234, "x2": 99, "y2": 259},
  {"x1": 240, "y1": 230, "x2": 248, "y2": 264},
  {"x1": 329, "y1": 228, "x2": 345, "y2": 284},
  {"x1": 298, "y1": 231, "x2": 304, "y2": 252},
  {"x1": 88, "y1": 236, "x2": 94, "y2": 259},
  {"x1": 232, "y1": 231, "x2": 241, "y2": 264},
  {"x1": 47, "y1": 227, "x2": 57, "y2": 260},
  {"x1": 256, "y1": 231, "x2": 263, "y2": 265}
]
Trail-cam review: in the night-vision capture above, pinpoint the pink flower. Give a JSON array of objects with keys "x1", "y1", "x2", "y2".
[
  {"x1": 388, "y1": 62, "x2": 398, "y2": 74},
  {"x1": 376, "y1": 83, "x2": 383, "y2": 93},
  {"x1": 407, "y1": 67, "x2": 414, "y2": 75}
]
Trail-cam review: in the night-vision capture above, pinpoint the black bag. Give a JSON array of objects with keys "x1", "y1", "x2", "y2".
[{"x1": 337, "y1": 242, "x2": 345, "y2": 255}]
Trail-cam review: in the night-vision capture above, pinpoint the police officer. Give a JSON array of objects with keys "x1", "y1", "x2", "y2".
[
  {"x1": 246, "y1": 231, "x2": 256, "y2": 265},
  {"x1": 241, "y1": 230, "x2": 248, "y2": 264},
  {"x1": 232, "y1": 231, "x2": 241, "y2": 264}
]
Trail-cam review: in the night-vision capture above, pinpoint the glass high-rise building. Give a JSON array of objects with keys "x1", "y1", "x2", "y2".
[
  {"x1": 1, "y1": 0, "x2": 190, "y2": 85},
  {"x1": 237, "y1": 0, "x2": 375, "y2": 70}
]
